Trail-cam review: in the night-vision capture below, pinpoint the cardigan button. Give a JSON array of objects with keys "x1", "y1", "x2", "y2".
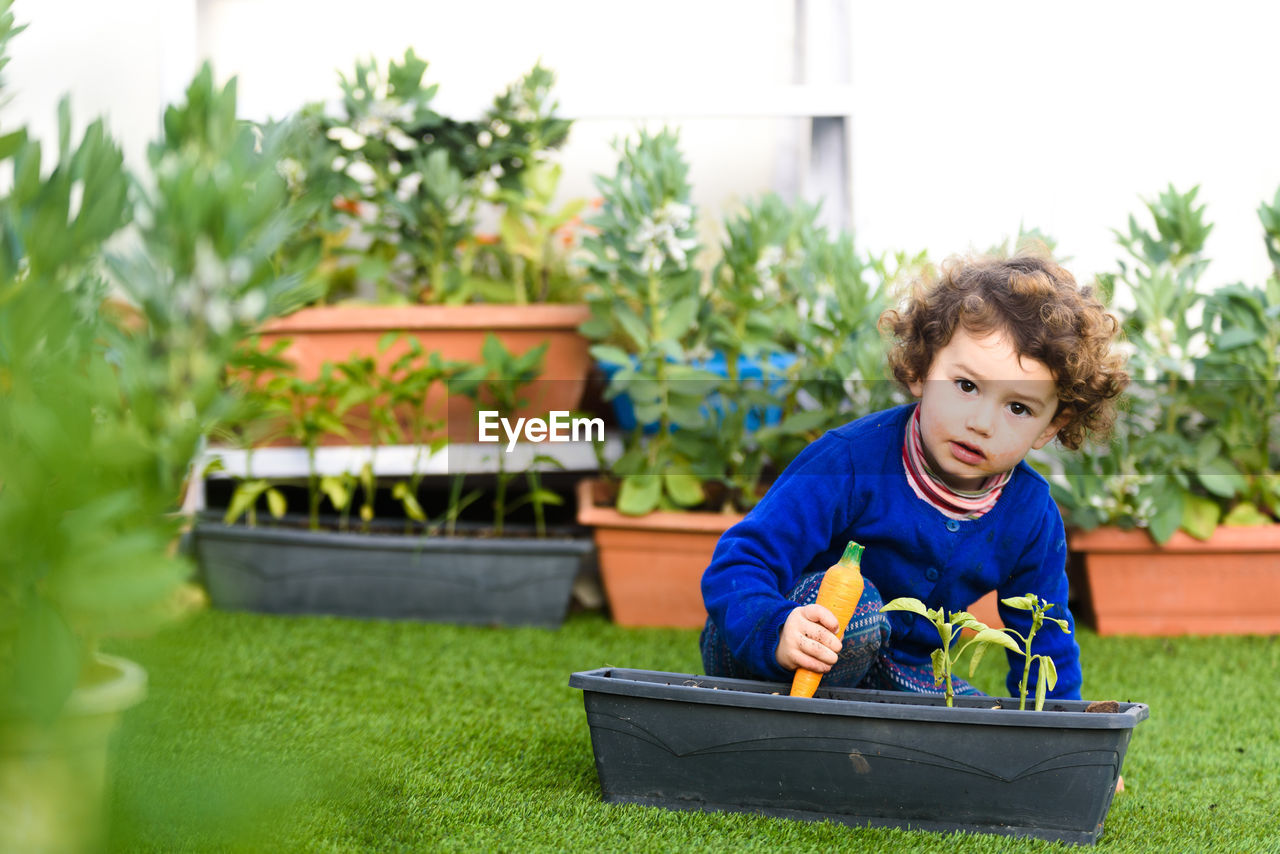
[
  {"x1": 945, "y1": 519, "x2": 961, "y2": 532},
  {"x1": 925, "y1": 567, "x2": 940, "y2": 582}
]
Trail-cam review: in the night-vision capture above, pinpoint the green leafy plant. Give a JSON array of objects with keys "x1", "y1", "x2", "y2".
[
  {"x1": 452, "y1": 333, "x2": 563, "y2": 537},
  {"x1": 220, "y1": 332, "x2": 569, "y2": 539},
  {"x1": 1041, "y1": 184, "x2": 1280, "y2": 542},
  {"x1": 998, "y1": 594, "x2": 1071, "y2": 711},
  {"x1": 0, "y1": 23, "x2": 301, "y2": 723},
  {"x1": 879, "y1": 598, "x2": 1019, "y2": 707},
  {"x1": 580, "y1": 127, "x2": 717, "y2": 516},
  {"x1": 292, "y1": 51, "x2": 580, "y2": 305}
]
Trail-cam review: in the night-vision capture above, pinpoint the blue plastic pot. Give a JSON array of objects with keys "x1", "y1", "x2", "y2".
[{"x1": 600, "y1": 351, "x2": 795, "y2": 434}]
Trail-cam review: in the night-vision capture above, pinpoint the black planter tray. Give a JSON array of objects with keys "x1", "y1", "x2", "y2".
[
  {"x1": 193, "y1": 513, "x2": 594, "y2": 627},
  {"x1": 569, "y1": 667, "x2": 1148, "y2": 845}
]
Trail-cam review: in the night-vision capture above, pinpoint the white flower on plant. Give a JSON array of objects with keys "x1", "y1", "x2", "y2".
[
  {"x1": 345, "y1": 159, "x2": 377, "y2": 185},
  {"x1": 477, "y1": 130, "x2": 493, "y2": 148},
  {"x1": 386, "y1": 126, "x2": 417, "y2": 152},
  {"x1": 276, "y1": 157, "x2": 306, "y2": 194},
  {"x1": 389, "y1": 160, "x2": 403, "y2": 176},
  {"x1": 640, "y1": 244, "x2": 664, "y2": 274},
  {"x1": 491, "y1": 120, "x2": 511, "y2": 138},
  {"x1": 227, "y1": 257, "x2": 252, "y2": 286},
  {"x1": 235, "y1": 290, "x2": 267, "y2": 324},
  {"x1": 332, "y1": 156, "x2": 348, "y2": 172},
  {"x1": 205, "y1": 296, "x2": 232, "y2": 335},
  {"x1": 396, "y1": 172, "x2": 424, "y2": 202},
  {"x1": 755, "y1": 245, "x2": 785, "y2": 291},
  {"x1": 626, "y1": 200, "x2": 697, "y2": 273},
  {"x1": 328, "y1": 127, "x2": 368, "y2": 151},
  {"x1": 1186, "y1": 330, "x2": 1208, "y2": 359}
]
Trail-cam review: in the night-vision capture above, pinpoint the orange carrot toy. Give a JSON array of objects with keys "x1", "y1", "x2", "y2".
[{"x1": 790, "y1": 540, "x2": 865, "y2": 698}]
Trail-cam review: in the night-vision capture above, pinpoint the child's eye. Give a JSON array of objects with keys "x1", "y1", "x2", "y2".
[
  {"x1": 955, "y1": 378, "x2": 977, "y2": 394},
  {"x1": 1009, "y1": 401, "x2": 1032, "y2": 417}
]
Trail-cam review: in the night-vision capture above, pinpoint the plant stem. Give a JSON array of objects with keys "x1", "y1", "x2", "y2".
[{"x1": 1020, "y1": 623, "x2": 1039, "y2": 711}]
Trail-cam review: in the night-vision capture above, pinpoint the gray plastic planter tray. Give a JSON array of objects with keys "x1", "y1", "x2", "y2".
[
  {"x1": 194, "y1": 515, "x2": 593, "y2": 627},
  {"x1": 569, "y1": 667, "x2": 1148, "y2": 845}
]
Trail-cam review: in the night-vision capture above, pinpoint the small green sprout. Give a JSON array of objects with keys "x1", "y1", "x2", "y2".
[
  {"x1": 999, "y1": 593, "x2": 1071, "y2": 711},
  {"x1": 880, "y1": 598, "x2": 1019, "y2": 707}
]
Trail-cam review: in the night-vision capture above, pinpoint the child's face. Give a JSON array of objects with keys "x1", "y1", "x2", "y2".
[{"x1": 907, "y1": 326, "x2": 1067, "y2": 491}]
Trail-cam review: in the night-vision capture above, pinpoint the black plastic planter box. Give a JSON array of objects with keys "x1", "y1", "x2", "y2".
[
  {"x1": 193, "y1": 515, "x2": 593, "y2": 627},
  {"x1": 570, "y1": 667, "x2": 1148, "y2": 845}
]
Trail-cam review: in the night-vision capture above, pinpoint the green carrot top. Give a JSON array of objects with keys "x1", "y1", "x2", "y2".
[{"x1": 840, "y1": 541, "x2": 864, "y2": 567}]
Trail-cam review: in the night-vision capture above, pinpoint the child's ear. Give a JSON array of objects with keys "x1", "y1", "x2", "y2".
[
  {"x1": 1032, "y1": 409, "x2": 1073, "y2": 450},
  {"x1": 907, "y1": 376, "x2": 924, "y2": 398}
]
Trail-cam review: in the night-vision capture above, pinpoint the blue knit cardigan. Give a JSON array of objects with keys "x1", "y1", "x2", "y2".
[{"x1": 700, "y1": 403, "x2": 1083, "y2": 700}]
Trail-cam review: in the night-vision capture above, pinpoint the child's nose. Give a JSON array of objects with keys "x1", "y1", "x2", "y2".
[{"x1": 966, "y1": 405, "x2": 995, "y2": 436}]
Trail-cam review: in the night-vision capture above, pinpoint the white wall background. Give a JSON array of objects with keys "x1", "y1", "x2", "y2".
[{"x1": 4, "y1": 0, "x2": 1278, "y2": 289}]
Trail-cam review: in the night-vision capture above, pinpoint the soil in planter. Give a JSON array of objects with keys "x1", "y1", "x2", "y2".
[
  {"x1": 204, "y1": 471, "x2": 585, "y2": 537},
  {"x1": 589, "y1": 475, "x2": 774, "y2": 515}
]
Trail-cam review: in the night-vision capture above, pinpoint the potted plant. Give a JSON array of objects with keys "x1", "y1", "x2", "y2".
[
  {"x1": 192, "y1": 333, "x2": 594, "y2": 628},
  {"x1": 569, "y1": 597, "x2": 1147, "y2": 845},
  {"x1": 0, "y1": 22, "x2": 300, "y2": 851},
  {"x1": 576, "y1": 128, "x2": 923, "y2": 626},
  {"x1": 250, "y1": 52, "x2": 594, "y2": 445},
  {"x1": 573, "y1": 127, "x2": 743, "y2": 626},
  {"x1": 1038, "y1": 185, "x2": 1280, "y2": 635}
]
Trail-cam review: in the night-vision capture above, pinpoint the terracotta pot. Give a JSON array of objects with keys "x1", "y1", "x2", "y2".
[
  {"x1": 253, "y1": 304, "x2": 592, "y2": 444},
  {"x1": 1069, "y1": 524, "x2": 1280, "y2": 635},
  {"x1": 576, "y1": 479, "x2": 743, "y2": 628}
]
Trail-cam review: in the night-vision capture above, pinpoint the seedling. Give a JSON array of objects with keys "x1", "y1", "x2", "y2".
[
  {"x1": 880, "y1": 598, "x2": 1019, "y2": 707},
  {"x1": 998, "y1": 593, "x2": 1071, "y2": 711}
]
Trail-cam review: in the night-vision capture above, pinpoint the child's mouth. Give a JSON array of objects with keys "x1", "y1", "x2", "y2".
[{"x1": 949, "y1": 441, "x2": 985, "y2": 465}]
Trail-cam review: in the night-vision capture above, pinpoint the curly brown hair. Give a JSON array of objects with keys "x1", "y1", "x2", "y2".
[{"x1": 879, "y1": 251, "x2": 1129, "y2": 449}]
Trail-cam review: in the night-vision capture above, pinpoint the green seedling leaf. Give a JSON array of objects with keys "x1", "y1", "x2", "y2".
[
  {"x1": 1222, "y1": 502, "x2": 1273, "y2": 527},
  {"x1": 1041, "y1": 655, "x2": 1058, "y2": 691},
  {"x1": 224, "y1": 480, "x2": 270, "y2": 524},
  {"x1": 617, "y1": 474, "x2": 661, "y2": 516},
  {"x1": 930, "y1": 648, "x2": 946, "y2": 686},
  {"x1": 265, "y1": 487, "x2": 287, "y2": 519},
  {"x1": 1035, "y1": 667, "x2": 1048, "y2": 711},
  {"x1": 973, "y1": 628, "x2": 1020, "y2": 652},
  {"x1": 880, "y1": 597, "x2": 930, "y2": 618},
  {"x1": 1181, "y1": 492, "x2": 1221, "y2": 541},
  {"x1": 968, "y1": 639, "x2": 990, "y2": 677},
  {"x1": 320, "y1": 475, "x2": 351, "y2": 510},
  {"x1": 1001, "y1": 595, "x2": 1035, "y2": 611},
  {"x1": 663, "y1": 471, "x2": 704, "y2": 507}
]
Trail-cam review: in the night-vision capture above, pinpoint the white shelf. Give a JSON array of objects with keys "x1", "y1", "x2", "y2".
[{"x1": 198, "y1": 439, "x2": 620, "y2": 480}]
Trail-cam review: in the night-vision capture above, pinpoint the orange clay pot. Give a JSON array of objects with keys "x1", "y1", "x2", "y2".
[
  {"x1": 1069, "y1": 524, "x2": 1280, "y2": 636},
  {"x1": 576, "y1": 479, "x2": 744, "y2": 628},
  {"x1": 252, "y1": 304, "x2": 591, "y2": 445}
]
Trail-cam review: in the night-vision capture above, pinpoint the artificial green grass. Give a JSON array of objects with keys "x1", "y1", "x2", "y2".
[{"x1": 102, "y1": 608, "x2": 1280, "y2": 853}]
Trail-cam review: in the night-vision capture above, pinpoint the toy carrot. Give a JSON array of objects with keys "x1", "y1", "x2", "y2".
[{"x1": 790, "y1": 540, "x2": 865, "y2": 698}]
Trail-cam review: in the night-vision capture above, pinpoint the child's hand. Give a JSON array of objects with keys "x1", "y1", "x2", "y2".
[{"x1": 776, "y1": 604, "x2": 843, "y2": 673}]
